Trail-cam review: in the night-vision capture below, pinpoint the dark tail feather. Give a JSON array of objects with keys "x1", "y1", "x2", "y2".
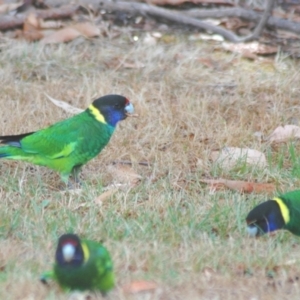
[
  {"x1": 0, "y1": 132, "x2": 35, "y2": 147},
  {"x1": 0, "y1": 153, "x2": 10, "y2": 158}
]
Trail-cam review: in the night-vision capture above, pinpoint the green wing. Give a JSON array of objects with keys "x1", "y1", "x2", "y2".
[
  {"x1": 84, "y1": 240, "x2": 114, "y2": 291},
  {"x1": 20, "y1": 113, "x2": 87, "y2": 158},
  {"x1": 95, "y1": 246, "x2": 113, "y2": 274},
  {"x1": 95, "y1": 244, "x2": 114, "y2": 291},
  {"x1": 40, "y1": 270, "x2": 55, "y2": 284}
]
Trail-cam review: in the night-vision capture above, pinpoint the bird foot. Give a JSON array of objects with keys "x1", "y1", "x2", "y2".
[
  {"x1": 67, "y1": 181, "x2": 82, "y2": 190},
  {"x1": 58, "y1": 180, "x2": 82, "y2": 191}
]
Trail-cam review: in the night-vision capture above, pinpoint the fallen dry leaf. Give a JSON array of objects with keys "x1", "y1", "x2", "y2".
[
  {"x1": 222, "y1": 42, "x2": 278, "y2": 59},
  {"x1": 267, "y1": 125, "x2": 300, "y2": 143},
  {"x1": 23, "y1": 13, "x2": 44, "y2": 42},
  {"x1": 72, "y1": 22, "x2": 100, "y2": 37},
  {"x1": 41, "y1": 27, "x2": 81, "y2": 44},
  {"x1": 200, "y1": 178, "x2": 276, "y2": 194},
  {"x1": 211, "y1": 147, "x2": 267, "y2": 169},
  {"x1": 24, "y1": 13, "x2": 40, "y2": 29},
  {"x1": 94, "y1": 183, "x2": 134, "y2": 205},
  {"x1": 44, "y1": 93, "x2": 84, "y2": 114},
  {"x1": 107, "y1": 164, "x2": 142, "y2": 186},
  {"x1": 123, "y1": 280, "x2": 158, "y2": 294},
  {"x1": 94, "y1": 188, "x2": 118, "y2": 205},
  {"x1": 40, "y1": 22, "x2": 99, "y2": 44}
]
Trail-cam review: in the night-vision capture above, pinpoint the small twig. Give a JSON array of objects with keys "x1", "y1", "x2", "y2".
[
  {"x1": 184, "y1": 6, "x2": 300, "y2": 35},
  {"x1": 0, "y1": 0, "x2": 299, "y2": 41},
  {"x1": 0, "y1": 5, "x2": 78, "y2": 30},
  {"x1": 238, "y1": 0, "x2": 275, "y2": 42},
  {"x1": 99, "y1": 0, "x2": 241, "y2": 42},
  {"x1": 112, "y1": 160, "x2": 151, "y2": 167},
  {"x1": 98, "y1": 0, "x2": 295, "y2": 42}
]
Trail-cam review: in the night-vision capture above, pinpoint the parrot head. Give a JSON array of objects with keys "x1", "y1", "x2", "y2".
[
  {"x1": 246, "y1": 200, "x2": 285, "y2": 237},
  {"x1": 89, "y1": 94, "x2": 134, "y2": 127},
  {"x1": 55, "y1": 234, "x2": 85, "y2": 267}
]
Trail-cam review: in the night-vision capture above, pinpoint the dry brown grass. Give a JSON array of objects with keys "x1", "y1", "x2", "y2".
[{"x1": 1, "y1": 33, "x2": 300, "y2": 300}]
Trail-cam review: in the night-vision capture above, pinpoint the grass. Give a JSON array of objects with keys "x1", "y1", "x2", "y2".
[{"x1": 1, "y1": 31, "x2": 300, "y2": 299}]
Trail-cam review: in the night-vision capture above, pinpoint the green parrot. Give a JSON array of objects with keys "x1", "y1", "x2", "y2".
[
  {"x1": 0, "y1": 94, "x2": 134, "y2": 185},
  {"x1": 41, "y1": 233, "x2": 114, "y2": 293},
  {"x1": 246, "y1": 190, "x2": 300, "y2": 237}
]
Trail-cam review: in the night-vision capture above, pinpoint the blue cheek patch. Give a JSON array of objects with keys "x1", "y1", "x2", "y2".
[
  {"x1": 108, "y1": 112, "x2": 123, "y2": 127},
  {"x1": 105, "y1": 110, "x2": 125, "y2": 127},
  {"x1": 266, "y1": 212, "x2": 279, "y2": 232}
]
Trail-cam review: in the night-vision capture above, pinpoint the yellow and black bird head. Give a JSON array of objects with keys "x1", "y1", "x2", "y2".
[
  {"x1": 246, "y1": 200, "x2": 286, "y2": 237},
  {"x1": 88, "y1": 94, "x2": 134, "y2": 127},
  {"x1": 55, "y1": 234, "x2": 85, "y2": 267}
]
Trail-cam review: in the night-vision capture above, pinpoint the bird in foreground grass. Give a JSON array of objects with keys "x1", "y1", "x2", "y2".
[
  {"x1": 41, "y1": 233, "x2": 114, "y2": 293},
  {"x1": 0, "y1": 94, "x2": 134, "y2": 185},
  {"x1": 246, "y1": 190, "x2": 300, "y2": 237}
]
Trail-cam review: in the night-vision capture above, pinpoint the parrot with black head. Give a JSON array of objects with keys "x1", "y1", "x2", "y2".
[
  {"x1": 0, "y1": 94, "x2": 134, "y2": 185},
  {"x1": 246, "y1": 190, "x2": 300, "y2": 237},
  {"x1": 41, "y1": 233, "x2": 114, "y2": 293}
]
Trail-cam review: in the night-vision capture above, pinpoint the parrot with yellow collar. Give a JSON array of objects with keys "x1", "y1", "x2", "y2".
[
  {"x1": 246, "y1": 190, "x2": 300, "y2": 236},
  {"x1": 0, "y1": 94, "x2": 134, "y2": 185},
  {"x1": 41, "y1": 233, "x2": 114, "y2": 293}
]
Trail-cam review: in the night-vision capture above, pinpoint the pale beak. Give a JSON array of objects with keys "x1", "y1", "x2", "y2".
[
  {"x1": 125, "y1": 102, "x2": 134, "y2": 115},
  {"x1": 62, "y1": 244, "x2": 76, "y2": 262},
  {"x1": 247, "y1": 225, "x2": 258, "y2": 237}
]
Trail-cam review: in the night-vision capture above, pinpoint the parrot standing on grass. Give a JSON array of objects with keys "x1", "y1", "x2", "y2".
[
  {"x1": 41, "y1": 233, "x2": 114, "y2": 293},
  {"x1": 246, "y1": 190, "x2": 300, "y2": 237},
  {"x1": 0, "y1": 94, "x2": 134, "y2": 185}
]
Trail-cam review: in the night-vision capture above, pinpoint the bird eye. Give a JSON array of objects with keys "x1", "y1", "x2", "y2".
[{"x1": 114, "y1": 103, "x2": 122, "y2": 109}]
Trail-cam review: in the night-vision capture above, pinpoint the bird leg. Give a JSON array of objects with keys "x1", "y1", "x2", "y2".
[
  {"x1": 71, "y1": 165, "x2": 83, "y2": 187},
  {"x1": 60, "y1": 173, "x2": 70, "y2": 189},
  {"x1": 60, "y1": 165, "x2": 83, "y2": 189}
]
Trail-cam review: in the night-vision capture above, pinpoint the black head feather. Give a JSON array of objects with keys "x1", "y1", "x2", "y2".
[
  {"x1": 55, "y1": 233, "x2": 84, "y2": 267},
  {"x1": 246, "y1": 200, "x2": 285, "y2": 236},
  {"x1": 90, "y1": 94, "x2": 132, "y2": 127}
]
